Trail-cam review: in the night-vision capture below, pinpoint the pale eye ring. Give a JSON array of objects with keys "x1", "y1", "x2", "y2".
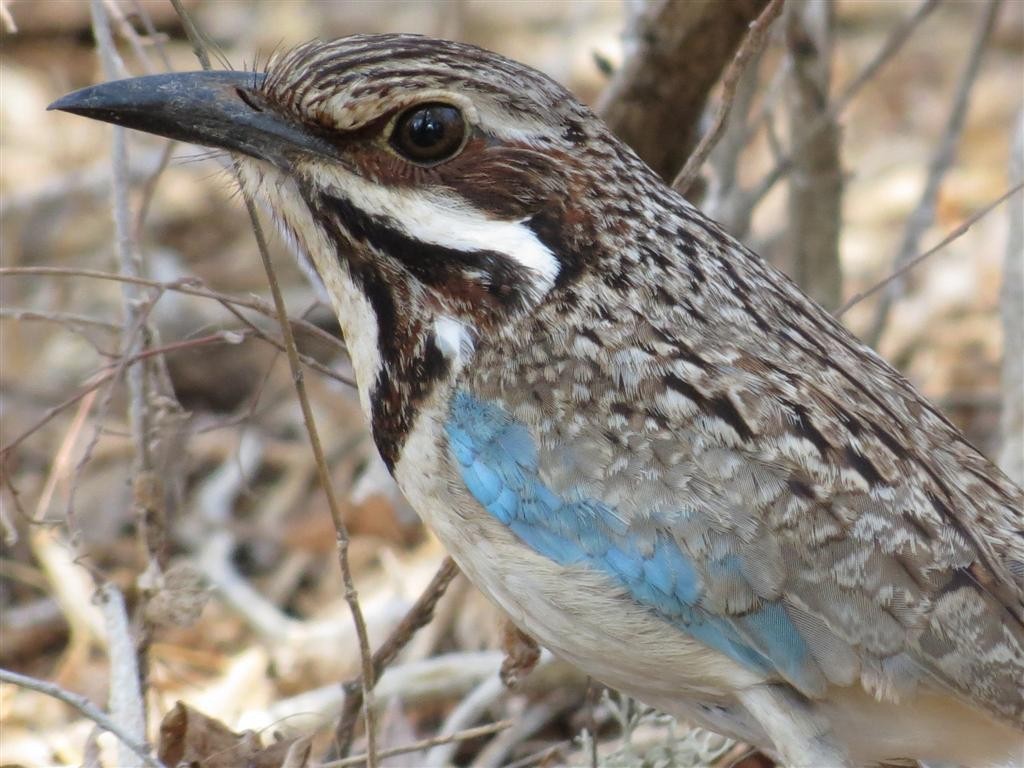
[{"x1": 390, "y1": 103, "x2": 466, "y2": 163}]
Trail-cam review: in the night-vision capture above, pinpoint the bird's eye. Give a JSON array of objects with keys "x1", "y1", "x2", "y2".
[{"x1": 390, "y1": 103, "x2": 466, "y2": 164}]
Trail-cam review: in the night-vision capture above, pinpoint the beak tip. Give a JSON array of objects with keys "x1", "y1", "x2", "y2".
[
  {"x1": 47, "y1": 94, "x2": 73, "y2": 112},
  {"x1": 47, "y1": 87, "x2": 104, "y2": 115}
]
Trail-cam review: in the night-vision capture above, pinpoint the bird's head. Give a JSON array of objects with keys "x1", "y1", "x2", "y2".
[{"x1": 50, "y1": 34, "x2": 658, "y2": 465}]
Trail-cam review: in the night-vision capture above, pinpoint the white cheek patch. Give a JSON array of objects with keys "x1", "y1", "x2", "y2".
[
  {"x1": 309, "y1": 167, "x2": 561, "y2": 297},
  {"x1": 433, "y1": 315, "x2": 475, "y2": 369}
]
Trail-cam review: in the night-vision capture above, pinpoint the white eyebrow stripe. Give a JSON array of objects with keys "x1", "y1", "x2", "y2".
[{"x1": 310, "y1": 166, "x2": 561, "y2": 295}]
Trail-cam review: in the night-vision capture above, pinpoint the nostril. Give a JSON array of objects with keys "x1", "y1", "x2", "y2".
[{"x1": 236, "y1": 87, "x2": 264, "y2": 112}]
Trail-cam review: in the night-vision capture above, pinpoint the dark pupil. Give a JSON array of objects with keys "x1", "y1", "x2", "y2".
[
  {"x1": 407, "y1": 109, "x2": 447, "y2": 148},
  {"x1": 393, "y1": 103, "x2": 464, "y2": 162}
]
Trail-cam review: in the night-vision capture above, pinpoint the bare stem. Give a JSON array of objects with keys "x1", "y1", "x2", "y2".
[
  {"x1": 334, "y1": 557, "x2": 460, "y2": 755},
  {"x1": 167, "y1": 3, "x2": 379, "y2": 764},
  {"x1": 748, "y1": 0, "x2": 942, "y2": 213},
  {"x1": 0, "y1": 666, "x2": 164, "y2": 768},
  {"x1": 836, "y1": 182, "x2": 1024, "y2": 317},
  {"x1": 322, "y1": 719, "x2": 512, "y2": 768},
  {"x1": 864, "y1": 0, "x2": 1002, "y2": 347},
  {"x1": 88, "y1": 1, "x2": 160, "y2": 754},
  {"x1": 0, "y1": 266, "x2": 349, "y2": 359},
  {"x1": 672, "y1": 0, "x2": 785, "y2": 196}
]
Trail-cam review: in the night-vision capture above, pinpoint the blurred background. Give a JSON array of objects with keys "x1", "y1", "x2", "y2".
[{"x1": 1, "y1": 1, "x2": 1022, "y2": 765}]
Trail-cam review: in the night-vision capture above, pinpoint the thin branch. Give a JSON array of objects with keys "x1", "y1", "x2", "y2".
[
  {"x1": 0, "y1": 267, "x2": 352, "y2": 377},
  {"x1": 212, "y1": 300, "x2": 353, "y2": 385},
  {"x1": 98, "y1": 583, "x2": 148, "y2": 768},
  {"x1": 244, "y1": 649, "x2": 577, "y2": 736},
  {"x1": 836, "y1": 181, "x2": 1024, "y2": 316},
  {"x1": 0, "y1": 375, "x2": 109, "y2": 459},
  {"x1": 89, "y1": 2, "x2": 172, "y2": 710},
  {"x1": 471, "y1": 691, "x2": 578, "y2": 768},
  {"x1": 321, "y1": 720, "x2": 512, "y2": 768},
  {"x1": 134, "y1": 142, "x2": 176, "y2": 239},
  {"x1": 500, "y1": 743, "x2": 568, "y2": 768},
  {"x1": 334, "y1": 557, "x2": 460, "y2": 755},
  {"x1": 672, "y1": 0, "x2": 785, "y2": 196},
  {"x1": 89, "y1": 0, "x2": 152, "y2": 469},
  {"x1": 744, "y1": 0, "x2": 942, "y2": 216},
  {"x1": 425, "y1": 675, "x2": 509, "y2": 767},
  {"x1": 128, "y1": 0, "x2": 174, "y2": 70},
  {"x1": 0, "y1": 307, "x2": 121, "y2": 332},
  {"x1": 102, "y1": 0, "x2": 157, "y2": 74},
  {"x1": 702, "y1": 39, "x2": 767, "y2": 228},
  {"x1": 0, "y1": 666, "x2": 165, "y2": 768},
  {"x1": 0, "y1": 327, "x2": 294, "y2": 459},
  {"x1": 167, "y1": 3, "x2": 379, "y2": 765},
  {"x1": 109, "y1": 0, "x2": 177, "y2": 239},
  {"x1": 64, "y1": 288, "x2": 161, "y2": 536},
  {"x1": 865, "y1": 0, "x2": 1002, "y2": 346},
  {"x1": 0, "y1": 150, "x2": 165, "y2": 220}
]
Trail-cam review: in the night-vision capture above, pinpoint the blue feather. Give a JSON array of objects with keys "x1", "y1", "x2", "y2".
[{"x1": 445, "y1": 390, "x2": 817, "y2": 691}]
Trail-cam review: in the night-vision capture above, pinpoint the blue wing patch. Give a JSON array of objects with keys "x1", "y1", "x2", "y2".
[{"x1": 446, "y1": 390, "x2": 823, "y2": 696}]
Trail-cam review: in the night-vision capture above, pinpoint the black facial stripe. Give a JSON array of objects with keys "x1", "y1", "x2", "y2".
[
  {"x1": 526, "y1": 208, "x2": 587, "y2": 287},
  {"x1": 305, "y1": 191, "x2": 453, "y2": 470},
  {"x1": 369, "y1": 325, "x2": 450, "y2": 471},
  {"x1": 321, "y1": 193, "x2": 532, "y2": 308}
]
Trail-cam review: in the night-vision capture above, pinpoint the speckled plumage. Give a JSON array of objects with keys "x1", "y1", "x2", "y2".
[{"x1": 52, "y1": 33, "x2": 1024, "y2": 767}]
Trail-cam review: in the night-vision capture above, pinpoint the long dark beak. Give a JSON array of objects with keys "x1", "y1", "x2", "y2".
[{"x1": 48, "y1": 70, "x2": 337, "y2": 165}]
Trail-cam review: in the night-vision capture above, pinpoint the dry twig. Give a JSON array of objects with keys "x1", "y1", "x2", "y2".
[
  {"x1": 672, "y1": 0, "x2": 784, "y2": 196},
  {"x1": 0, "y1": 266, "x2": 349, "y2": 359},
  {"x1": 738, "y1": 0, "x2": 942, "y2": 224},
  {"x1": 0, "y1": 666, "x2": 165, "y2": 768},
  {"x1": 167, "y1": 2, "x2": 379, "y2": 764},
  {"x1": 865, "y1": 0, "x2": 1003, "y2": 346},
  {"x1": 334, "y1": 556, "x2": 460, "y2": 756},
  {"x1": 323, "y1": 719, "x2": 512, "y2": 768},
  {"x1": 837, "y1": 182, "x2": 1024, "y2": 317}
]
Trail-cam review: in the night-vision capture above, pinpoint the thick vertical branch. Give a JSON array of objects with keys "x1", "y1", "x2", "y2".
[
  {"x1": 596, "y1": 0, "x2": 770, "y2": 182},
  {"x1": 1001, "y1": 109, "x2": 1023, "y2": 484},
  {"x1": 783, "y1": 0, "x2": 843, "y2": 308},
  {"x1": 737, "y1": 0, "x2": 941, "y2": 237}
]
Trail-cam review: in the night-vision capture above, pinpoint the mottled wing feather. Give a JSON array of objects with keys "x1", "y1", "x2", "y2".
[
  {"x1": 466, "y1": 219, "x2": 1024, "y2": 724},
  {"x1": 447, "y1": 390, "x2": 830, "y2": 697}
]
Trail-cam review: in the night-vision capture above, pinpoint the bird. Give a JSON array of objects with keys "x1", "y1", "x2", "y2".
[{"x1": 50, "y1": 34, "x2": 1024, "y2": 767}]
